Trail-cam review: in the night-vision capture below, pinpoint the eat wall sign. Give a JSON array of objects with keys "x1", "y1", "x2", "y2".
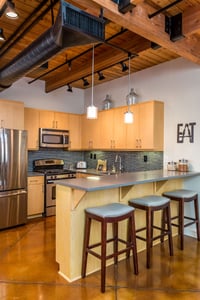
[{"x1": 177, "y1": 122, "x2": 196, "y2": 143}]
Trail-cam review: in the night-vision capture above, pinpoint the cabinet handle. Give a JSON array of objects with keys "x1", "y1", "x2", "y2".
[{"x1": 55, "y1": 121, "x2": 58, "y2": 128}]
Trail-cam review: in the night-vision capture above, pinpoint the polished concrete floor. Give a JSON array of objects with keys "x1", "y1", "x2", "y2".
[{"x1": 0, "y1": 216, "x2": 200, "y2": 299}]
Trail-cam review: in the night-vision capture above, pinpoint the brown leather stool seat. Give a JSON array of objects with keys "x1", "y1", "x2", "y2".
[
  {"x1": 81, "y1": 203, "x2": 138, "y2": 293},
  {"x1": 129, "y1": 195, "x2": 173, "y2": 268},
  {"x1": 162, "y1": 189, "x2": 200, "y2": 250}
]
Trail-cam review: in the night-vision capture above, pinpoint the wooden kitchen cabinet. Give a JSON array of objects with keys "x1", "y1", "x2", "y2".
[
  {"x1": 24, "y1": 107, "x2": 40, "y2": 150},
  {"x1": 126, "y1": 100, "x2": 164, "y2": 150},
  {"x1": 0, "y1": 99, "x2": 24, "y2": 129},
  {"x1": 68, "y1": 113, "x2": 82, "y2": 150},
  {"x1": 81, "y1": 115, "x2": 100, "y2": 149},
  {"x1": 27, "y1": 176, "x2": 44, "y2": 217},
  {"x1": 98, "y1": 107, "x2": 126, "y2": 150},
  {"x1": 39, "y1": 110, "x2": 69, "y2": 129}
]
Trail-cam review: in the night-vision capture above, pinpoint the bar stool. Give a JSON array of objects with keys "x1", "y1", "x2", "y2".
[
  {"x1": 128, "y1": 195, "x2": 173, "y2": 269},
  {"x1": 81, "y1": 203, "x2": 138, "y2": 293},
  {"x1": 162, "y1": 189, "x2": 200, "y2": 250}
]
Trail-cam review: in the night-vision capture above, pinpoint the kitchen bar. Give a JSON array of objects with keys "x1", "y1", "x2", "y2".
[{"x1": 55, "y1": 169, "x2": 200, "y2": 282}]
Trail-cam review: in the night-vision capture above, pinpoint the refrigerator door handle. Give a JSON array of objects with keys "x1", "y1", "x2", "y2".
[{"x1": 0, "y1": 190, "x2": 27, "y2": 198}]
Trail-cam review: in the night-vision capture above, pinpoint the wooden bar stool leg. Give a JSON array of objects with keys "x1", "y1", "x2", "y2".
[
  {"x1": 81, "y1": 215, "x2": 91, "y2": 278},
  {"x1": 179, "y1": 199, "x2": 184, "y2": 250},
  {"x1": 130, "y1": 213, "x2": 139, "y2": 275},
  {"x1": 113, "y1": 222, "x2": 118, "y2": 264},
  {"x1": 101, "y1": 220, "x2": 107, "y2": 293},
  {"x1": 161, "y1": 209, "x2": 166, "y2": 243},
  {"x1": 194, "y1": 196, "x2": 200, "y2": 241},
  {"x1": 146, "y1": 208, "x2": 152, "y2": 268},
  {"x1": 166, "y1": 205, "x2": 173, "y2": 256}
]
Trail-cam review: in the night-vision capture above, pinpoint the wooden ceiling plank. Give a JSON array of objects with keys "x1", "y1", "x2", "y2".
[{"x1": 183, "y1": 5, "x2": 200, "y2": 35}]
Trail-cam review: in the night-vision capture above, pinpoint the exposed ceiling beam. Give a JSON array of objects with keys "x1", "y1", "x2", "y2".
[{"x1": 71, "y1": 0, "x2": 200, "y2": 62}]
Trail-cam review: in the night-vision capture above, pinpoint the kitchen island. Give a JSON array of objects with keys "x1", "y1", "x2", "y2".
[{"x1": 56, "y1": 170, "x2": 200, "y2": 282}]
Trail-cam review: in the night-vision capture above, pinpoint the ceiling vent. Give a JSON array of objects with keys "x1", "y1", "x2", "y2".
[{"x1": 0, "y1": 0, "x2": 105, "y2": 92}]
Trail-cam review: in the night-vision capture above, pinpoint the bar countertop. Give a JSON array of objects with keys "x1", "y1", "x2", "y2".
[{"x1": 57, "y1": 169, "x2": 200, "y2": 192}]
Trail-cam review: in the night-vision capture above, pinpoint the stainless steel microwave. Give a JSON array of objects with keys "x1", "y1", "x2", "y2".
[{"x1": 39, "y1": 128, "x2": 69, "y2": 149}]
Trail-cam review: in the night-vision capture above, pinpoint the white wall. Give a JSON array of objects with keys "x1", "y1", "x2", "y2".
[{"x1": 0, "y1": 77, "x2": 85, "y2": 114}]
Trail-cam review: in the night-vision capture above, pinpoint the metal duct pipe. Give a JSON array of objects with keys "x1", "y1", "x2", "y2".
[{"x1": 0, "y1": 0, "x2": 105, "y2": 92}]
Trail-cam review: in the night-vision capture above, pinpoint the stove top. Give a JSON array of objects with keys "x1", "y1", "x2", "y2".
[
  {"x1": 35, "y1": 168, "x2": 76, "y2": 175},
  {"x1": 33, "y1": 159, "x2": 75, "y2": 176}
]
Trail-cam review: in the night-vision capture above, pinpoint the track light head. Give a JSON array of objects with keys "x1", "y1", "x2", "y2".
[
  {"x1": 0, "y1": 28, "x2": 6, "y2": 41},
  {"x1": 98, "y1": 71, "x2": 105, "y2": 81},
  {"x1": 120, "y1": 61, "x2": 128, "y2": 72},
  {"x1": 82, "y1": 78, "x2": 89, "y2": 87},
  {"x1": 67, "y1": 84, "x2": 72, "y2": 92},
  {"x1": 6, "y1": 0, "x2": 18, "y2": 18}
]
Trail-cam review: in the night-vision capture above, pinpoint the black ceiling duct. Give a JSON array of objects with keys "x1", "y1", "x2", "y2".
[{"x1": 0, "y1": 0, "x2": 105, "y2": 92}]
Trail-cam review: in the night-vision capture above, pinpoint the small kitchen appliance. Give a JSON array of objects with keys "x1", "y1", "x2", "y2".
[
  {"x1": 76, "y1": 161, "x2": 87, "y2": 169},
  {"x1": 33, "y1": 159, "x2": 76, "y2": 216}
]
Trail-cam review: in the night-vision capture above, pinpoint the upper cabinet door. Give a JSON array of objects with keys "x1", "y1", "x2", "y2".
[
  {"x1": 138, "y1": 101, "x2": 164, "y2": 150},
  {"x1": 126, "y1": 104, "x2": 139, "y2": 149},
  {"x1": 68, "y1": 114, "x2": 82, "y2": 150},
  {"x1": 0, "y1": 99, "x2": 24, "y2": 130},
  {"x1": 24, "y1": 108, "x2": 40, "y2": 150},
  {"x1": 39, "y1": 110, "x2": 55, "y2": 128},
  {"x1": 39, "y1": 110, "x2": 69, "y2": 129}
]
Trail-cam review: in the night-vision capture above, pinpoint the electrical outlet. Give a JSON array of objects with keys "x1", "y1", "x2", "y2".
[
  {"x1": 144, "y1": 155, "x2": 148, "y2": 162},
  {"x1": 90, "y1": 153, "x2": 93, "y2": 159},
  {"x1": 94, "y1": 153, "x2": 96, "y2": 159}
]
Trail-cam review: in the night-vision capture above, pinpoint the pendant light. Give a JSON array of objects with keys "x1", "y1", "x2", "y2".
[
  {"x1": 124, "y1": 56, "x2": 134, "y2": 124},
  {"x1": 87, "y1": 44, "x2": 98, "y2": 119}
]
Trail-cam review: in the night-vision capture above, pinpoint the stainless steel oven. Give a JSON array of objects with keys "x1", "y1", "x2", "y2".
[{"x1": 33, "y1": 159, "x2": 76, "y2": 216}]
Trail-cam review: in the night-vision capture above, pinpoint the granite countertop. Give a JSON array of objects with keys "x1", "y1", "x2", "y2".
[{"x1": 57, "y1": 169, "x2": 200, "y2": 192}]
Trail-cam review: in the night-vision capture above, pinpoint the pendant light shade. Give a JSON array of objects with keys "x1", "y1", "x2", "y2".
[
  {"x1": 124, "y1": 56, "x2": 134, "y2": 124},
  {"x1": 87, "y1": 44, "x2": 98, "y2": 119},
  {"x1": 124, "y1": 110, "x2": 134, "y2": 124},
  {"x1": 87, "y1": 105, "x2": 98, "y2": 119}
]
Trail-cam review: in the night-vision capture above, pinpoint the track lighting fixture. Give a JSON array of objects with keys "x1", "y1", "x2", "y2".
[
  {"x1": 67, "y1": 61, "x2": 72, "y2": 71},
  {"x1": 120, "y1": 61, "x2": 128, "y2": 72},
  {"x1": 98, "y1": 71, "x2": 105, "y2": 81},
  {"x1": 0, "y1": 28, "x2": 6, "y2": 41},
  {"x1": 5, "y1": 0, "x2": 18, "y2": 19},
  {"x1": 82, "y1": 78, "x2": 89, "y2": 87},
  {"x1": 67, "y1": 84, "x2": 72, "y2": 92}
]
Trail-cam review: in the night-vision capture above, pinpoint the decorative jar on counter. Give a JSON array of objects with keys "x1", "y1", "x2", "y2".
[
  {"x1": 167, "y1": 161, "x2": 177, "y2": 171},
  {"x1": 178, "y1": 159, "x2": 189, "y2": 172}
]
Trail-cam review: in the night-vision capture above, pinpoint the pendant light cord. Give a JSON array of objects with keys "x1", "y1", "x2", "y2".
[
  {"x1": 91, "y1": 44, "x2": 94, "y2": 106},
  {"x1": 128, "y1": 56, "x2": 130, "y2": 94}
]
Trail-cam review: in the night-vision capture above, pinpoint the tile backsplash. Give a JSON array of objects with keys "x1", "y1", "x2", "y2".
[{"x1": 28, "y1": 149, "x2": 163, "y2": 172}]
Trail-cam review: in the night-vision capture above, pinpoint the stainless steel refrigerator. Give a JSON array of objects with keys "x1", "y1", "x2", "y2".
[{"x1": 0, "y1": 128, "x2": 27, "y2": 229}]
